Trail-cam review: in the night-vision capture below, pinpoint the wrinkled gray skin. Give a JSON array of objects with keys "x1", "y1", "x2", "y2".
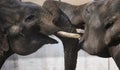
[
  {"x1": 81, "y1": 0, "x2": 120, "y2": 69},
  {"x1": 44, "y1": 0, "x2": 120, "y2": 70},
  {"x1": 0, "y1": 0, "x2": 74, "y2": 68},
  {"x1": 42, "y1": 1, "x2": 86, "y2": 70},
  {"x1": 52, "y1": 1, "x2": 86, "y2": 29}
]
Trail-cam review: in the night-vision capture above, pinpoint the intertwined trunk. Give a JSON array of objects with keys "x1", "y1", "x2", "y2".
[{"x1": 57, "y1": 36, "x2": 80, "y2": 70}]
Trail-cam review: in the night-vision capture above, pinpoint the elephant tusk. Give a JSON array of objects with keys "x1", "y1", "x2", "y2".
[
  {"x1": 76, "y1": 29, "x2": 85, "y2": 34},
  {"x1": 57, "y1": 31, "x2": 81, "y2": 39}
]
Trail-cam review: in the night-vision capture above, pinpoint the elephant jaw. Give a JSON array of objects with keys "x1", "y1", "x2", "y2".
[{"x1": 57, "y1": 29, "x2": 84, "y2": 39}]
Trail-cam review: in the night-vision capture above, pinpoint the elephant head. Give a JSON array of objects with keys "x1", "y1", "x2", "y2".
[
  {"x1": 80, "y1": 0, "x2": 120, "y2": 55},
  {"x1": 0, "y1": 0, "x2": 77, "y2": 55}
]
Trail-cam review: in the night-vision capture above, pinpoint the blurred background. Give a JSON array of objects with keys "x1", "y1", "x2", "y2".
[{"x1": 1, "y1": 0, "x2": 119, "y2": 70}]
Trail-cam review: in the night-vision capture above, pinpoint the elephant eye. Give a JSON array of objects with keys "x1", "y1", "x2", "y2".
[
  {"x1": 105, "y1": 21, "x2": 114, "y2": 29},
  {"x1": 25, "y1": 15, "x2": 36, "y2": 22},
  {"x1": 105, "y1": 16, "x2": 117, "y2": 29}
]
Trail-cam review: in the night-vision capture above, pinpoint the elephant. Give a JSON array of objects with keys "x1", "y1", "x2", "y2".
[
  {"x1": 0, "y1": 0, "x2": 78, "y2": 68},
  {"x1": 43, "y1": 0, "x2": 120, "y2": 70},
  {"x1": 79, "y1": 0, "x2": 120, "y2": 69},
  {"x1": 42, "y1": 1, "x2": 86, "y2": 70}
]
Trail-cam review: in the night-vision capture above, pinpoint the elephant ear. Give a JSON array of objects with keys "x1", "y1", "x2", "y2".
[
  {"x1": 0, "y1": 15, "x2": 10, "y2": 56},
  {"x1": 0, "y1": 34, "x2": 9, "y2": 56},
  {"x1": 42, "y1": 0, "x2": 62, "y2": 21},
  {"x1": 42, "y1": 0, "x2": 71, "y2": 28},
  {"x1": 43, "y1": 0, "x2": 60, "y2": 16}
]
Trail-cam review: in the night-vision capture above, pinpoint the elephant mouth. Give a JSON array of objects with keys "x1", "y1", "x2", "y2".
[{"x1": 56, "y1": 28, "x2": 84, "y2": 39}]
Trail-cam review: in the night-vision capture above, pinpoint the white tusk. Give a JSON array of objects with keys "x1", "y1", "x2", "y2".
[
  {"x1": 57, "y1": 31, "x2": 81, "y2": 39},
  {"x1": 76, "y1": 29, "x2": 85, "y2": 34}
]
